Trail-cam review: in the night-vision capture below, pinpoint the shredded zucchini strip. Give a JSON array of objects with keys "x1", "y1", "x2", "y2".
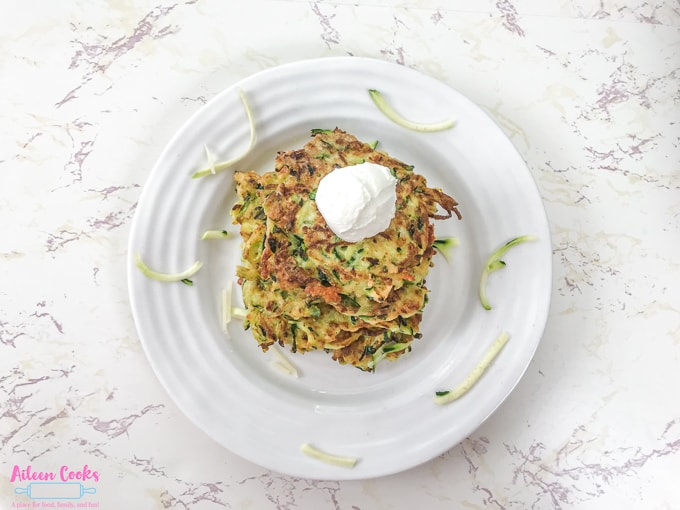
[
  {"x1": 231, "y1": 307, "x2": 247, "y2": 319},
  {"x1": 134, "y1": 253, "x2": 202, "y2": 282},
  {"x1": 479, "y1": 235, "x2": 537, "y2": 310},
  {"x1": 221, "y1": 283, "x2": 247, "y2": 332},
  {"x1": 300, "y1": 443, "x2": 358, "y2": 468},
  {"x1": 270, "y1": 345, "x2": 300, "y2": 377},
  {"x1": 434, "y1": 331, "x2": 510, "y2": 405},
  {"x1": 204, "y1": 144, "x2": 217, "y2": 175},
  {"x1": 368, "y1": 89, "x2": 455, "y2": 132},
  {"x1": 192, "y1": 89, "x2": 255, "y2": 179},
  {"x1": 433, "y1": 236, "x2": 460, "y2": 264},
  {"x1": 368, "y1": 342, "x2": 410, "y2": 371},
  {"x1": 201, "y1": 229, "x2": 232, "y2": 240},
  {"x1": 221, "y1": 285, "x2": 233, "y2": 332}
]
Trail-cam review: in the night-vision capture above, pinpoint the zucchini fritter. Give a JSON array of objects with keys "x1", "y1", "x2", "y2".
[{"x1": 231, "y1": 128, "x2": 460, "y2": 371}]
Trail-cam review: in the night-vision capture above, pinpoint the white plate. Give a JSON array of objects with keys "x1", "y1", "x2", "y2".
[{"x1": 127, "y1": 56, "x2": 551, "y2": 480}]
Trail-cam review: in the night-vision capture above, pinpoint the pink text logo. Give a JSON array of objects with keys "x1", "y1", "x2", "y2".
[{"x1": 11, "y1": 465, "x2": 100, "y2": 483}]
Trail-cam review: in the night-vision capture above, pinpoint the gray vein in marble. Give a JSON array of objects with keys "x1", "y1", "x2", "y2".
[
  {"x1": 377, "y1": 14, "x2": 410, "y2": 65},
  {"x1": 57, "y1": 3, "x2": 187, "y2": 108},
  {"x1": 44, "y1": 194, "x2": 137, "y2": 253},
  {"x1": 504, "y1": 421, "x2": 680, "y2": 509},
  {"x1": 161, "y1": 481, "x2": 232, "y2": 509},
  {"x1": 311, "y1": 2, "x2": 341, "y2": 48},
  {"x1": 84, "y1": 403, "x2": 164, "y2": 439},
  {"x1": 495, "y1": 0, "x2": 526, "y2": 37},
  {"x1": 129, "y1": 455, "x2": 168, "y2": 478},
  {"x1": 0, "y1": 319, "x2": 27, "y2": 348},
  {"x1": 61, "y1": 119, "x2": 95, "y2": 186}
]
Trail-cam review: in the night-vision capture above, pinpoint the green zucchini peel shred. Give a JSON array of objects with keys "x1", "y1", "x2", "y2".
[
  {"x1": 134, "y1": 253, "x2": 203, "y2": 282},
  {"x1": 368, "y1": 342, "x2": 411, "y2": 371},
  {"x1": 433, "y1": 237, "x2": 459, "y2": 264},
  {"x1": 300, "y1": 443, "x2": 358, "y2": 468},
  {"x1": 201, "y1": 229, "x2": 232, "y2": 240},
  {"x1": 311, "y1": 128, "x2": 333, "y2": 135},
  {"x1": 368, "y1": 89, "x2": 455, "y2": 132},
  {"x1": 192, "y1": 88, "x2": 255, "y2": 179},
  {"x1": 479, "y1": 235, "x2": 537, "y2": 310},
  {"x1": 434, "y1": 331, "x2": 510, "y2": 405}
]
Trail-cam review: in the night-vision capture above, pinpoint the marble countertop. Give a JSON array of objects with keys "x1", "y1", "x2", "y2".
[{"x1": 1, "y1": 1, "x2": 678, "y2": 508}]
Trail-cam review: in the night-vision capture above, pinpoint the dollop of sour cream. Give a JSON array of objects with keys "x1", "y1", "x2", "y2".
[{"x1": 315, "y1": 162, "x2": 398, "y2": 242}]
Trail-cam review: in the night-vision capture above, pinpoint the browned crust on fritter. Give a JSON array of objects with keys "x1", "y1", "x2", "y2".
[{"x1": 231, "y1": 128, "x2": 460, "y2": 370}]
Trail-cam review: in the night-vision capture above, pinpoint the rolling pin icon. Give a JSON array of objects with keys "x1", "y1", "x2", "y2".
[{"x1": 15, "y1": 482, "x2": 96, "y2": 499}]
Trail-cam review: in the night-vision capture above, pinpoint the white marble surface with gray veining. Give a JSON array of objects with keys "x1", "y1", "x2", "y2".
[{"x1": 1, "y1": 1, "x2": 678, "y2": 508}]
